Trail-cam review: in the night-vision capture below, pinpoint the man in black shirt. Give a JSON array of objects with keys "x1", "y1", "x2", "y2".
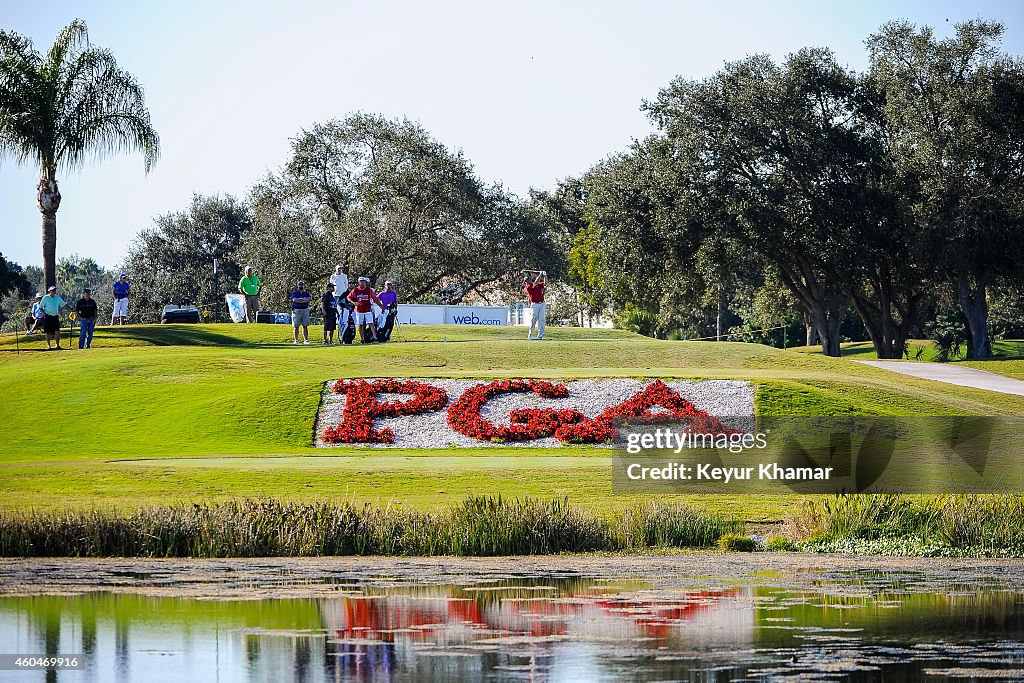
[
  {"x1": 321, "y1": 283, "x2": 338, "y2": 345},
  {"x1": 75, "y1": 288, "x2": 99, "y2": 349}
]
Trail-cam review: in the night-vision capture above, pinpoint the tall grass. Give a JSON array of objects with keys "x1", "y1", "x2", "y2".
[
  {"x1": 797, "y1": 494, "x2": 1024, "y2": 553},
  {"x1": 619, "y1": 500, "x2": 741, "y2": 548},
  {"x1": 0, "y1": 497, "x2": 736, "y2": 558}
]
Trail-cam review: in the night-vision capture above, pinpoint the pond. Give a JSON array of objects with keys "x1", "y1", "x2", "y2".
[{"x1": 1, "y1": 556, "x2": 1024, "y2": 681}]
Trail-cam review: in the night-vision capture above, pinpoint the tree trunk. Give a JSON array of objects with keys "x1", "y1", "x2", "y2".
[
  {"x1": 957, "y1": 275, "x2": 991, "y2": 360},
  {"x1": 850, "y1": 263, "x2": 926, "y2": 360},
  {"x1": 716, "y1": 298, "x2": 722, "y2": 342},
  {"x1": 37, "y1": 174, "x2": 62, "y2": 289},
  {"x1": 805, "y1": 318, "x2": 816, "y2": 347},
  {"x1": 808, "y1": 301, "x2": 843, "y2": 357},
  {"x1": 852, "y1": 295, "x2": 895, "y2": 359},
  {"x1": 776, "y1": 260, "x2": 846, "y2": 357}
]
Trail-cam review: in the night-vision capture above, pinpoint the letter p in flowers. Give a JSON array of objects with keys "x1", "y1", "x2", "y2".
[{"x1": 322, "y1": 379, "x2": 449, "y2": 444}]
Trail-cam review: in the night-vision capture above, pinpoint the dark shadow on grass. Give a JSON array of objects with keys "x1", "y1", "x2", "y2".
[{"x1": 104, "y1": 327, "x2": 249, "y2": 346}]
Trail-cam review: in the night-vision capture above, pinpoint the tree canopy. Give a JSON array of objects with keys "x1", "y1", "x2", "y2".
[{"x1": 241, "y1": 113, "x2": 552, "y2": 308}]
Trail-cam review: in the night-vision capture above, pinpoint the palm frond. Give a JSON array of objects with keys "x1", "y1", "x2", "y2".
[
  {"x1": 54, "y1": 46, "x2": 160, "y2": 172},
  {"x1": 0, "y1": 29, "x2": 50, "y2": 167},
  {"x1": 0, "y1": 20, "x2": 159, "y2": 174},
  {"x1": 43, "y1": 19, "x2": 89, "y2": 75}
]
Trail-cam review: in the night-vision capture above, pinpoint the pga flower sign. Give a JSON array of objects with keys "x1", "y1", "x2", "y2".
[{"x1": 316, "y1": 378, "x2": 754, "y2": 448}]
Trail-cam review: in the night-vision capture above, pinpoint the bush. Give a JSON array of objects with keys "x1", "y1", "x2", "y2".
[
  {"x1": 925, "y1": 311, "x2": 968, "y2": 362},
  {"x1": 717, "y1": 533, "x2": 756, "y2": 552},
  {"x1": 763, "y1": 536, "x2": 798, "y2": 552}
]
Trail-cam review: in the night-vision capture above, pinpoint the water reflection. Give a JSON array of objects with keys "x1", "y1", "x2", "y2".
[{"x1": 1, "y1": 574, "x2": 1024, "y2": 681}]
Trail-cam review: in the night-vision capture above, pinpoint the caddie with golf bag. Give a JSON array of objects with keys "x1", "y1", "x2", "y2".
[
  {"x1": 375, "y1": 280, "x2": 399, "y2": 342},
  {"x1": 346, "y1": 277, "x2": 384, "y2": 344}
]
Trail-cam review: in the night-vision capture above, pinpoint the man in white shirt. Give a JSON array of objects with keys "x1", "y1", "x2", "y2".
[{"x1": 329, "y1": 265, "x2": 350, "y2": 330}]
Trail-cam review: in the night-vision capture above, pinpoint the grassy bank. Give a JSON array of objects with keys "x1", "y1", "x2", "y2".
[
  {"x1": 3, "y1": 324, "x2": 1024, "y2": 518},
  {"x1": 5, "y1": 493, "x2": 1024, "y2": 558},
  {"x1": 0, "y1": 497, "x2": 739, "y2": 557}
]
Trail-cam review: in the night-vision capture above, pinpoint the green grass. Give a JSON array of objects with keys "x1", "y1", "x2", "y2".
[
  {"x1": 960, "y1": 359, "x2": 1024, "y2": 381},
  {"x1": 794, "y1": 335, "x2": 1024, "y2": 362},
  {"x1": 3, "y1": 323, "x2": 1024, "y2": 519}
]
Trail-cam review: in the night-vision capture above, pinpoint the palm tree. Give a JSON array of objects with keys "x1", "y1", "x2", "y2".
[{"x1": 0, "y1": 19, "x2": 159, "y2": 288}]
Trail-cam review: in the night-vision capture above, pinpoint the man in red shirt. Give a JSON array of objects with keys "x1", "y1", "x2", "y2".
[
  {"x1": 346, "y1": 277, "x2": 384, "y2": 344},
  {"x1": 523, "y1": 270, "x2": 547, "y2": 340}
]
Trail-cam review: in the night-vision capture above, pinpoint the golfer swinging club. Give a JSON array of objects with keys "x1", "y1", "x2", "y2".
[{"x1": 524, "y1": 270, "x2": 547, "y2": 340}]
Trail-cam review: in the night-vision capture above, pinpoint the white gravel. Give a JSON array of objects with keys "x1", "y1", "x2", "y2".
[{"x1": 314, "y1": 378, "x2": 754, "y2": 449}]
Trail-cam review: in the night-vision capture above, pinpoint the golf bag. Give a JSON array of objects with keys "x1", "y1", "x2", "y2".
[
  {"x1": 375, "y1": 305, "x2": 397, "y2": 342},
  {"x1": 341, "y1": 314, "x2": 356, "y2": 344},
  {"x1": 358, "y1": 315, "x2": 378, "y2": 344},
  {"x1": 338, "y1": 300, "x2": 356, "y2": 345}
]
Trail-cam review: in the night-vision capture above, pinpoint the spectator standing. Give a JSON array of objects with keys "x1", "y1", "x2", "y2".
[
  {"x1": 524, "y1": 271, "x2": 547, "y2": 341},
  {"x1": 329, "y1": 266, "x2": 350, "y2": 330},
  {"x1": 75, "y1": 288, "x2": 99, "y2": 349},
  {"x1": 238, "y1": 266, "x2": 262, "y2": 323},
  {"x1": 24, "y1": 293, "x2": 43, "y2": 335},
  {"x1": 377, "y1": 280, "x2": 398, "y2": 328},
  {"x1": 346, "y1": 277, "x2": 383, "y2": 344},
  {"x1": 111, "y1": 273, "x2": 131, "y2": 325},
  {"x1": 290, "y1": 280, "x2": 312, "y2": 345},
  {"x1": 329, "y1": 266, "x2": 348, "y2": 300},
  {"x1": 39, "y1": 285, "x2": 69, "y2": 350},
  {"x1": 321, "y1": 283, "x2": 338, "y2": 344}
]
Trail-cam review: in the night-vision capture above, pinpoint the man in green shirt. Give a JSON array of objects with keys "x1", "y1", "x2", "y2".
[
  {"x1": 38, "y1": 285, "x2": 69, "y2": 350},
  {"x1": 238, "y1": 266, "x2": 262, "y2": 323}
]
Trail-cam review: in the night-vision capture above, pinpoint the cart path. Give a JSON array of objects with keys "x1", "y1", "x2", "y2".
[{"x1": 855, "y1": 360, "x2": 1024, "y2": 397}]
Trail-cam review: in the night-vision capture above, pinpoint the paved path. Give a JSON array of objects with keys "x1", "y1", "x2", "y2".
[{"x1": 855, "y1": 360, "x2": 1024, "y2": 397}]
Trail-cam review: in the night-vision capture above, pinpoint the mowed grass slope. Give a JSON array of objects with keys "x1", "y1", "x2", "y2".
[
  {"x1": 3, "y1": 323, "x2": 1024, "y2": 518},
  {"x1": 793, "y1": 339, "x2": 1024, "y2": 381}
]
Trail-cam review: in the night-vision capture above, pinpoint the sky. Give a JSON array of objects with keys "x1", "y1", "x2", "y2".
[{"x1": 2, "y1": 0, "x2": 1023, "y2": 270}]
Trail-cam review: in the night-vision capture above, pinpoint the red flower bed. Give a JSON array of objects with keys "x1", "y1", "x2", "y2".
[
  {"x1": 325, "y1": 377, "x2": 736, "y2": 446},
  {"x1": 556, "y1": 380, "x2": 736, "y2": 443},
  {"x1": 446, "y1": 379, "x2": 579, "y2": 442},
  {"x1": 322, "y1": 379, "x2": 449, "y2": 444}
]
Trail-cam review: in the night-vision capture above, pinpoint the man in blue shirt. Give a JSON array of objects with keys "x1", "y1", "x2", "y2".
[
  {"x1": 290, "y1": 281, "x2": 312, "y2": 345},
  {"x1": 38, "y1": 285, "x2": 69, "y2": 350},
  {"x1": 111, "y1": 273, "x2": 131, "y2": 325}
]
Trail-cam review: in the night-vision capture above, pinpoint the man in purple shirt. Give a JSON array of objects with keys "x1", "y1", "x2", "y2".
[
  {"x1": 377, "y1": 280, "x2": 397, "y2": 328},
  {"x1": 111, "y1": 273, "x2": 130, "y2": 325}
]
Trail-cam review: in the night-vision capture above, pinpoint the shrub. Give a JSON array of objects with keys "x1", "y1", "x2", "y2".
[
  {"x1": 717, "y1": 533, "x2": 756, "y2": 552},
  {"x1": 763, "y1": 536, "x2": 798, "y2": 552}
]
